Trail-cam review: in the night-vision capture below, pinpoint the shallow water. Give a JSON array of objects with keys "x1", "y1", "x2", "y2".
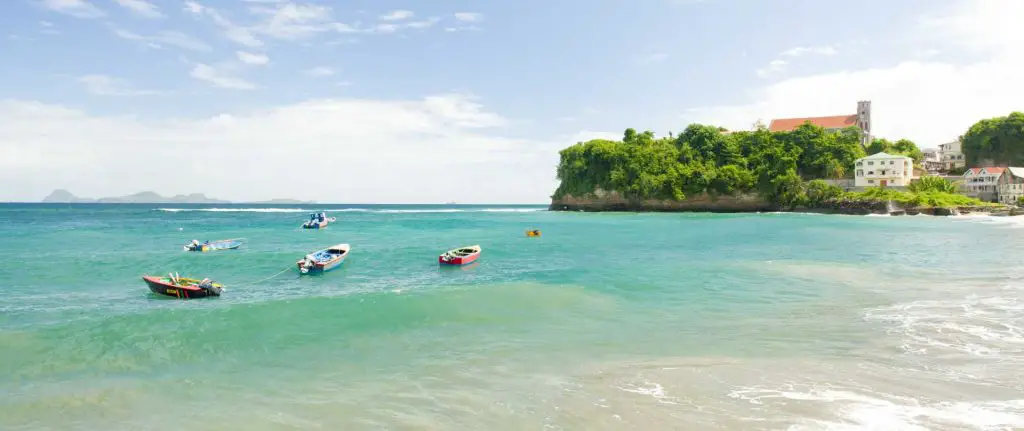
[{"x1": 0, "y1": 204, "x2": 1021, "y2": 430}]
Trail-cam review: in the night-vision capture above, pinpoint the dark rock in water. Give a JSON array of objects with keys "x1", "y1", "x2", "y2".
[
  {"x1": 933, "y1": 207, "x2": 958, "y2": 216},
  {"x1": 889, "y1": 210, "x2": 906, "y2": 216},
  {"x1": 906, "y1": 209, "x2": 921, "y2": 216}
]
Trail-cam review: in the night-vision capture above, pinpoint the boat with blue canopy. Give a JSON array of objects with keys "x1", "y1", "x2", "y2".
[
  {"x1": 184, "y1": 238, "x2": 244, "y2": 252},
  {"x1": 296, "y1": 243, "x2": 350, "y2": 274}
]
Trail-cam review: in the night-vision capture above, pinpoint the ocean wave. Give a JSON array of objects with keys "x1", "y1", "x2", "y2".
[
  {"x1": 157, "y1": 208, "x2": 310, "y2": 213},
  {"x1": 729, "y1": 385, "x2": 1024, "y2": 430},
  {"x1": 156, "y1": 207, "x2": 544, "y2": 214}
]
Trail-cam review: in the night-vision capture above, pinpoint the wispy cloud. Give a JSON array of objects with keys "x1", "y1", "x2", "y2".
[
  {"x1": 379, "y1": 10, "x2": 414, "y2": 21},
  {"x1": 40, "y1": 0, "x2": 105, "y2": 18},
  {"x1": 757, "y1": 44, "x2": 838, "y2": 77},
  {"x1": 780, "y1": 45, "x2": 838, "y2": 57},
  {"x1": 112, "y1": 28, "x2": 211, "y2": 51},
  {"x1": 305, "y1": 66, "x2": 335, "y2": 77},
  {"x1": 77, "y1": 74, "x2": 162, "y2": 96},
  {"x1": 249, "y1": 3, "x2": 335, "y2": 40},
  {"x1": 185, "y1": 2, "x2": 263, "y2": 47},
  {"x1": 236, "y1": 50, "x2": 269, "y2": 65},
  {"x1": 453, "y1": 12, "x2": 483, "y2": 22},
  {"x1": 113, "y1": 0, "x2": 161, "y2": 18},
  {"x1": 190, "y1": 63, "x2": 255, "y2": 90},
  {"x1": 756, "y1": 59, "x2": 787, "y2": 77}
]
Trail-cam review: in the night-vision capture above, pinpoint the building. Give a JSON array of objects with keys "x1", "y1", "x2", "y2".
[
  {"x1": 938, "y1": 140, "x2": 965, "y2": 171},
  {"x1": 922, "y1": 148, "x2": 943, "y2": 174},
  {"x1": 768, "y1": 101, "x2": 872, "y2": 147},
  {"x1": 854, "y1": 152, "x2": 914, "y2": 187},
  {"x1": 963, "y1": 167, "x2": 1004, "y2": 202},
  {"x1": 997, "y1": 167, "x2": 1024, "y2": 205}
]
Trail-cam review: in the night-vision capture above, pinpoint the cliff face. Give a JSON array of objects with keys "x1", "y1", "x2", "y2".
[{"x1": 549, "y1": 189, "x2": 776, "y2": 212}]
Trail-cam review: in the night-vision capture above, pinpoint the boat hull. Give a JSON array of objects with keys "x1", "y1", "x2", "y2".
[
  {"x1": 186, "y1": 239, "x2": 243, "y2": 252},
  {"x1": 301, "y1": 221, "x2": 328, "y2": 229},
  {"x1": 297, "y1": 244, "x2": 350, "y2": 275},
  {"x1": 439, "y1": 245, "x2": 482, "y2": 265},
  {"x1": 142, "y1": 276, "x2": 222, "y2": 299}
]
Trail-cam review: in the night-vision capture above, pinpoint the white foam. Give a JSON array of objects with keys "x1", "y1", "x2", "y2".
[
  {"x1": 951, "y1": 214, "x2": 1024, "y2": 228},
  {"x1": 730, "y1": 386, "x2": 1024, "y2": 430},
  {"x1": 157, "y1": 208, "x2": 309, "y2": 213},
  {"x1": 616, "y1": 380, "x2": 680, "y2": 405}
]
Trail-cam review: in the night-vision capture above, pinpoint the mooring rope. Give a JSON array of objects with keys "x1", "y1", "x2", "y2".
[{"x1": 233, "y1": 265, "x2": 295, "y2": 287}]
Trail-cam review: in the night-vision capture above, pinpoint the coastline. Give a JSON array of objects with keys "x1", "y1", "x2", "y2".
[{"x1": 549, "y1": 191, "x2": 1017, "y2": 217}]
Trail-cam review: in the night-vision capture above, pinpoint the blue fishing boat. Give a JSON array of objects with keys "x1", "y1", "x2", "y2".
[
  {"x1": 183, "y1": 238, "x2": 244, "y2": 252},
  {"x1": 296, "y1": 243, "x2": 350, "y2": 274}
]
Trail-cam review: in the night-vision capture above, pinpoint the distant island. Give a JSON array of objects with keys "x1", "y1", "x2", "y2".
[{"x1": 41, "y1": 190, "x2": 313, "y2": 204}]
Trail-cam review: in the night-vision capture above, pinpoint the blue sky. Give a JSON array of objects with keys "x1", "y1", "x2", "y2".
[{"x1": 1, "y1": 0, "x2": 1021, "y2": 202}]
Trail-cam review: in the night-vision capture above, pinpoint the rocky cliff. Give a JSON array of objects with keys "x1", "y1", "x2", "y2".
[{"x1": 549, "y1": 189, "x2": 775, "y2": 212}]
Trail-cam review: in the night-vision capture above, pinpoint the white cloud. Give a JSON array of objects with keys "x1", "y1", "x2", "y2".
[
  {"x1": 0, "y1": 95, "x2": 558, "y2": 203},
  {"x1": 249, "y1": 3, "x2": 335, "y2": 40},
  {"x1": 757, "y1": 45, "x2": 836, "y2": 77},
  {"x1": 190, "y1": 64, "x2": 255, "y2": 89},
  {"x1": 755, "y1": 59, "x2": 787, "y2": 77},
  {"x1": 684, "y1": 0, "x2": 1024, "y2": 147},
  {"x1": 112, "y1": 28, "x2": 211, "y2": 51},
  {"x1": 40, "y1": 0, "x2": 105, "y2": 18},
  {"x1": 236, "y1": 51, "x2": 269, "y2": 65},
  {"x1": 77, "y1": 74, "x2": 161, "y2": 96},
  {"x1": 304, "y1": 66, "x2": 335, "y2": 77},
  {"x1": 39, "y1": 21, "x2": 54, "y2": 27},
  {"x1": 780, "y1": 45, "x2": 837, "y2": 57},
  {"x1": 379, "y1": 10, "x2": 413, "y2": 21},
  {"x1": 113, "y1": 0, "x2": 161, "y2": 18},
  {"x1": 186, "y1": 2, "x2": 263, "y2": 47},
  {"x1": 453, "y1": 12, "x2": 482, "y2": 22}
]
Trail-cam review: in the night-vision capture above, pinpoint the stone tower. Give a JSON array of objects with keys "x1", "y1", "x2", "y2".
[{"x1": 857, "y1": 100, "x2": 872, "y2": 147}]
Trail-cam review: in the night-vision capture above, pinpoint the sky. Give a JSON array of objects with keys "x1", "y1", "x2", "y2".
[{"x1": 1, "y1": 0, "x2": 1022, "y2": 203}]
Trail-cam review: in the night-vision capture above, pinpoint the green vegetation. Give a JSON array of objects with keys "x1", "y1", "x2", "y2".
[
  {"x1": 554, "y1": 123, "x2": 865, "y2": 207},
  {"x1": 866, "y1": 138, "x2": 923, "y2": 164},
  {"x1": 961, "y1": 112, "x2": 1024, "y2": 167},
  {"x1": 554, "y1": 123, "x2": 986, "y2": 210}
]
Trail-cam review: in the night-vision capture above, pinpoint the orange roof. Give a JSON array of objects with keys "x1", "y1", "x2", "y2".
[
  {"x1": 768, "y1": 114, "x2": 858, "y2": 132},
  {"x1": 966, "y1": 167, "x2": 1006, "y2": 175}
]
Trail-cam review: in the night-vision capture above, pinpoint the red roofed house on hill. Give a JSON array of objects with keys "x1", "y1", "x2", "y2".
[{"x1": 768, "y1": 101, "x2": 872, "y2": 148}]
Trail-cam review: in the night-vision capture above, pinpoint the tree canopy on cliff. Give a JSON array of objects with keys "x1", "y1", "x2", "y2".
[
  {"x1": 961, "y1": 112, "x2": 1024, "y2": 167},
  {"x1": 554, "y1": 123, "x2": 865, "y2": 206},
  {"x1": 866, "y1": 138, "x2": 923, "y2": 164}
]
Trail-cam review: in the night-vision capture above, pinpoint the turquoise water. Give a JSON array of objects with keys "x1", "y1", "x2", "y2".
[{"x1": 1, "y1": 204, "x2": 1022, "y2": 430}]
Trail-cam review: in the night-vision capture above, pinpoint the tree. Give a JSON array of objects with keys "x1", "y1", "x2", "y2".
[{"x1": 961, "y1": 112, "x2": 1024, "y2": 167}]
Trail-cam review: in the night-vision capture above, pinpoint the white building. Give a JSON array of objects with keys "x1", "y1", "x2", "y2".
[
  {"x1": 922, "y1": 148, "x2": 943, "y2": 174},
  {"x1": 854, "y1": 152, "x2": 914, "y2": 187},
  {"x1": 938, "y1": 140, "x2": 965, "y2": 171},
  {"x1": 963, "y1": 167, "x2": 1004, "y2": 202},
  {"x1": 997, "y1": 167, "x2": 1024, "y2": 205}
]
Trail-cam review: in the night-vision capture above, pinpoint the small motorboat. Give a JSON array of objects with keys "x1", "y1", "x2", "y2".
[
  {"x1": 526, "y1": 229, "x2": 541, "y2": 237},
  {"x1": 301, "y1": 212, "x2": 336, "y2": 229},
  {"x1": 142, "y1": 273, "x2": 223, "y2": 298},
  {"x1": 297, "y1": 244, "x2": 350, "y2": 274},
  {"x1": 439, "y1": 245, "x2": 481, "y2": 265},
  {"x1": 183, "y1": 238, "x2": 244, "y2": 252}
]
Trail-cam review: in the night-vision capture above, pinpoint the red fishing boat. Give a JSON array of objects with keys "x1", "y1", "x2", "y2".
[
  {"x1": 142, "y1": 274, "x2": 224, "y2": 299},
  {"x1": 438, "y1": 245, "x2": 481, "y2": 265}
]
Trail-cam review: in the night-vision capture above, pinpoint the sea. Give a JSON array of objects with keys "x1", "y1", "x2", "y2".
[{"x1": 0, "y1": 203, "x2": 1022, "y2": 431}]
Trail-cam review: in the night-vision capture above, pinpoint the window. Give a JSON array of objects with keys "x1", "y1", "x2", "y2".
[
  {"x1": 889, "y1": 160, "x2": 894, "y2": 165},
  {"x1": 856, "y1": 170, "x2": 863, "y2": 176},
  {"x1": 868, "y1": 179, "x2": 874, "y2": 184},
  {"x1": 868, "y1": 171, "x2": 874, "y2": 175},
  {"x1": 868, "y1": 161, "x2": 874, "y2": 165},
  {"x1": 856, "y1": 162, "x2": 863, "y2": 167}
]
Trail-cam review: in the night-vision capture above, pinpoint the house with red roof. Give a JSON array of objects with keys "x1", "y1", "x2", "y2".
[
  {"x1": 963, "y1": 167, "x2": 1005, "y2": 202},
  {"x1": 768, "y1": 101, "x2": 872, "y2": 147},
  {"x1": 996, "y1": 167, "x2": 1024, "y2": 205}
]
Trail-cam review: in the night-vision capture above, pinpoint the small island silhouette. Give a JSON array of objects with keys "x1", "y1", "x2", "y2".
[{"x1": 41, "y1": 189, "x2": 312, "y2": 204}]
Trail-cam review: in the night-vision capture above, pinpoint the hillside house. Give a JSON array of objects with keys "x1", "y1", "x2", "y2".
[
  {"x1": 997, "y1": 167, "x2": 1024, "y2": 205},
  {"x1": 963, "y1": 167, "x2": 1004, "y2": 202},
  {"x1": 854, "y1": 152, "x2": 914, "y2": 187}
]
